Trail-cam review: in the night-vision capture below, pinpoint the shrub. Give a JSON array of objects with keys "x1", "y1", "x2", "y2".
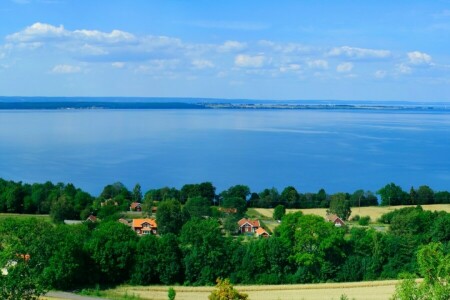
[
  {"x1": 208, "y1": 278, "x2": 248, "y2": 300},
  {"x1": 358, "y1": 216, "x2": 371, "y2": 226}
]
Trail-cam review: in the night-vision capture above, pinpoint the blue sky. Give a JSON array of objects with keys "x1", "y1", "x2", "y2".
[{"x1": 1, "y1": 0, "x2": 450, "y2": 101}]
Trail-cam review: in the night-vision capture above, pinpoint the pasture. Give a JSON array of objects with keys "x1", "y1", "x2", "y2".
[
  {"x1": 99, "y1": 280, "x2": 403, "y2": 300},
  {"x1": 254, "y1": 204, "x2": 450, "y2": 223}
]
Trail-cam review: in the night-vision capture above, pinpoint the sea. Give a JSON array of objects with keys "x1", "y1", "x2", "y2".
[{"x1": 1, "y1": 99, "x2": 449, "y2": 196}]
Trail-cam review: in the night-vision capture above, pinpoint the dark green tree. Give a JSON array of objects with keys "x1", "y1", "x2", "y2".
[
  {"x1": 132, "y1": 234, "x2": 160, "y2": 284},
  {"x1": 132, "y1": 183, "x2": 143, "y2": 203},
  {"x1": 273, "y1": 204, "x2": 286, "y2": 221},
  {"x1": 183, "y1": 196, "x2": 212, "y2": 219},
  {"x1": 87, "y1": 221, "x2": 138, "y2": 283},
  {"x1": 328, "y1": 193, "x2": 352, "y2": 221},
  {"x1": 156, "y1": 199, "x2": 184, "y2": 235}
]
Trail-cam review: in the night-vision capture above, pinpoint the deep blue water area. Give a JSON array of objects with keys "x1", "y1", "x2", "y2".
[{"x1": 1, "y1": 109, "x2": 449, "y2": 196}]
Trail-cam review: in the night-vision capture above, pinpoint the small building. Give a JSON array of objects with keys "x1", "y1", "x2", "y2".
[
  {"x1": 86, "y1": 215, "x2": 97, "y2": 223},
  {"x1": 218, "y1": 207, "x2": 238, "y2": 214},
  {"x1": 130, "y1": 202, "x2": 142, "y2": 212},
  {"x1": 255, "y1": 227, "x2": 270, "y2": 238},
  {"x1": 326, "y1": 214, "x2": 345, "y2": 227},
  {"x1": 132, "y1": 218, "x2": 157, "y2": 235},
  {"x1": 238, "y1": 218, "x2": 260, "y2": 234}
]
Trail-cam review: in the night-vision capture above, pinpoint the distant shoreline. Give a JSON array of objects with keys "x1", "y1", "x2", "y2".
[{"x1": 0, "y1": 101, "x2": 449, "y2": 111}]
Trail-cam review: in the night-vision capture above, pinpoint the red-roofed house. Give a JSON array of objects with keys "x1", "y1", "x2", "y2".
[
  {"x1": 132, "y1": 218, "x2": 157, "y2": 235},
  {"x1": 326, "y1": 214, "x2": 346, "y2": 227},
  {"x1": 130, "y1": 202, "x2": 142, "y2": 212},
  {"x1": 86, "y1": 215, "x2": 97, "y2": 223},
  {"x1": 238, "y1": 218, "x2": 260, "y2": 234},
  {"x1": 255, "y1": 227, "x2": 270, "y2": 238}
]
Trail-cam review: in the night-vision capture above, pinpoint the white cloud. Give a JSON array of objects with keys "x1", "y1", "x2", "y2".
[
  {"x1": 407, "y1": 51, "x2": 432, "y2": 65},
  {"x1": 279, "y1": 64, "x2": 301, "y2": 73},
  {"x1": 217, "y1": 40, "x2": 246, "y2": 52},
  {"x1": 307, "y1": 59, "x2": 328, "y2": 69},
  {"x1": 336, "y1": 62, "x2": 353, "y2": 73},
  {"x1": 112, "y1": 62, "x2": 125, "y2": 68},
  {"x1": 7, "y1": 22, "x2": 136, "y2": 45},
  {"x1": 192, "y1": 59, "x2": 214, "y2": 69},
  {"x1": 7, "y1": 23, "x2": 66, "y2": 42},
  {"x1": 329, "y1": 46, "x2": 391, "y2": 59},
  {"x1": 374, "y1": 70, "x2": 387, "y2": 78},
  {"x1": 235, "y1": 54, "x2": 265, "y2": 68},
  {"x1": 51, "y1": 64, "x2": 81, "y2": 74},
  {"x1": 397, "y1": 63, "x2": 412, "y2": 74}
]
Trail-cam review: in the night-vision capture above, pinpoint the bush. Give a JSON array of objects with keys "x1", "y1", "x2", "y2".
[
  {"x1": 208, "y1": 278, "x2": 248, "y2": 300},
  {"x1": 358, "y1": 216, "x2": 371, "y2": 226},
  {"x1": 168, "y1": 287, "x2": 176, "y2": 300},
  {"x1": 350, "y1": 214, "x2": 360, "y2": 222}
]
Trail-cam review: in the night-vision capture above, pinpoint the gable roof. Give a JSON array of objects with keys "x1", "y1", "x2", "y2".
[
  {"x1": 132, "y1": 218, "x2": 157, "y2": 228},
  {"x1": 86, "y1": 215, "x2": 97, "y2": 222},
  {"x1": 255, "y1": 227, "x2": 269, "y2": 236},
  {"x1": 238, "y1": 218, "x2": 260, "y2": 228},
  {"x1": 130, "y1": 202, "x2": 141, "y2": 209},
  {"x1": 326, "y1": 214, "x2": 345, "y2": 224}
]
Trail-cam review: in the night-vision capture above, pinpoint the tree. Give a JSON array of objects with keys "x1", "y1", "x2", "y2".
[
  {"x1": 280, "y1": 186, "x2": 300, "y2": 207},
  {"x1": 328, "y1": 193, "x2": 352, "y2": 221},
  {"x1": 132, "y1": 183, "x2": 143, "y2": 203},
  {"x1": 273, "y1": 204, "x2": 286, "y2": 221},
  {"x1": 392, "y1": 242, "x2": 449, "y2": 300},
  {"x1": 416, "y1": 185, "x2": 434, "y2": 205},
  {"x1": 208, "y1": 278, "x2": 248, "y2": 300},
  {"x1": 377, "y1": 183, "x2": 408, "y2": 206},
  {"x1": 221, "y1": 185, "x2": 250, "y2": 201},
  {"x1": 222, "y1": 196, "x2": 247, "y2": 217},
  {"x1": 156, "y1": 199, "x2": 184, "y2": 235},
  {"x1": 180, "y1": 219, "x2": 226, "y2": 285},
  {"x1": 132, "y1": 234, "x2": 160, "y2": 285},
  {"x1": 87, "y1": 221, "x2": 138, "y2": 283},
  {"x1": 157, "y1": 234, "x2": 183, "y2": 284},
  {"x1": 183, "y1": 196, "x2": 212, "y2": 219}
]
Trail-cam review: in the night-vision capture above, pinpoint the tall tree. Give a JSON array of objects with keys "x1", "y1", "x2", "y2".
[
  {"x1": 328, "y1": 193, "x2": 352, "y2": 221},
  {"x1": 156, "y1": 199, "x2": 184, "y2": 235},
  {"x1": 132, "y1": 183, "x2": 143, "y2": 203}
]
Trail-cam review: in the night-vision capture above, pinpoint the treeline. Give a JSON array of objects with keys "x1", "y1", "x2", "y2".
[
  {"x1": 0, "y1": 206, "x2": 449, "y2": 293},
  {"x1": 1, "y1": 178, "x2": 450, "y2": 222}
]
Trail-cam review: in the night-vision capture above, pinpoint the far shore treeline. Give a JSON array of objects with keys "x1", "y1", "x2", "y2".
[
  {"x1": 0, "y1": 178, "x2": 449, "y2": 219},
  {"x1": 0, "y1": 177, "x2": 449, "y2": 298}
]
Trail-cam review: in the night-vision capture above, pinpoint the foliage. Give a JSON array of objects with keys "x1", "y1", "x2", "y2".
[
  {"x1": 183, "y1": 196, "x2": 212, "y2": 219},
  {"x1": 208, "y1": 278, "x2": 248, "y2": 300},
  {"x1": 391, "y1": 242, "x2": 450, "y2": 300},
  {"x1": 222, "y1": 196, "x2": 247, "y2": 217},
  {"x1": 86, "y1": 221, "x2": 138, "y2": 283},
  {"x1": 358, "y1": 216, "x2": 371, "y2": 226},
  {"x1": 156, "y1": 199, "x2": 184, "y2": 235},
  {"x1": 377, "y1": 183, "x2": 409, "y2": 206},
  {"x1": 273, "y1": 204, "x2": 286, "y2": 221},
  {"x1": 328, "y1": 193, "x2": 352, "y2": 221},
  {"x1": 168, "y1": 287, "x2": 176, "y2": 300}
]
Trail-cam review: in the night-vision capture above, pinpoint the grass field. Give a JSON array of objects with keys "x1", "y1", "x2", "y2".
[
  {"x1": 254, "y1": 204, "x2": 450, "y2": 223},
  {"x1": 99, "y1": 280, "x2": 405, "y2": 300},
  {"x1": 0, "y1": 213, "x2": 51, "y2": 221}
]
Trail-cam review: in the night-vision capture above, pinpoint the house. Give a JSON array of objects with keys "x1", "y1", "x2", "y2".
[
  {"x1": 238, "y1": 218, "x2": 260, "y2": 234},
  {"x1": 132, "y1": 218, "x2": 157, "y2": 235},
  {"x1": 326, "y1": 214, "x2": 345, "y2": 227},
  {"x1": 86, "y1": 215, "x2": 97, "y2": 223},
  {"x1": 255, "y1": 227, "x2": 270, "y2": 238},
  {"x1": 218, "y1": 207, "x2": 237, "y2": 214},
  {"x1": 130, "y1": 202, "x2": 142, "y2": 212}
]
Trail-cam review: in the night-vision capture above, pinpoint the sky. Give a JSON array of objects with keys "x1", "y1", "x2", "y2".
[{"x1": 0, "y1": 0, "x2": 450, "y2": 101}]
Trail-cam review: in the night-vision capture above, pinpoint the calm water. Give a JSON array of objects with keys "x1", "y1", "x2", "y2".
[{"x1": 0, "y1": 109, "x2": 449, "y2": 195}]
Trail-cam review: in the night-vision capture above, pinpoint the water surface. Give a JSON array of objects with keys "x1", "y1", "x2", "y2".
[{"x1": 0, "y1": 109, "x2": 449, "y2": 195}]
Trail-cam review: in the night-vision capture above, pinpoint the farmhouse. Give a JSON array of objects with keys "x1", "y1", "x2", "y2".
[
  {"x1": 326, "y1": 214, "x2": 345, "y2": 227},
  {"x1": 255, "y1": 227, "x2": 270, "y2": 238},
  {"x1": 86, "y1": 215, "x2": 97, "y2": 222},
  {"x1": 238, "y1": 218, "x2": 260, "y2": 234},
  {"x1": 130, "y1": 202, "x2": 142, "y2": 212},
  {"x1": 132, "y1": 218, "x2": 157, "y2": 235}
]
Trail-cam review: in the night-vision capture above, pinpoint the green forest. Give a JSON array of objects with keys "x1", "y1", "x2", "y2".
[{"x1": 0, "y1": 178, "x2": 449, "y2": 299}]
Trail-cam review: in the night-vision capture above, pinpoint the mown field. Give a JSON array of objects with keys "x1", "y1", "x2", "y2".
[
  {"x1": 254, "y1": 204, "x2": 450, "y2": 222},
  {"x1": 96, "y1": 280, "x2": 404, "y2": 300},
  {"x1": 0, "y1": 213, "x2": 51, "y2": 221}
]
